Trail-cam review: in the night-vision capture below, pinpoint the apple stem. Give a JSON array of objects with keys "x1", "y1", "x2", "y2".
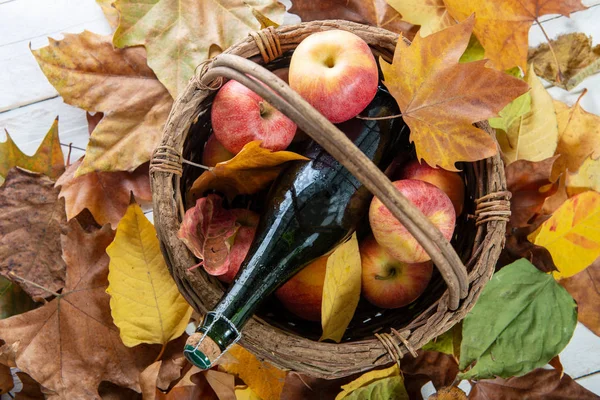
[
  {"x1": 375, "y1": 268, "x2": 397, "y2": 281},
  {"x1": 259, "y1": 101, "x2": 270, "y2": 117},
  {"x1": 356, "y1": 112, "x2": 403, "y2": 121}
]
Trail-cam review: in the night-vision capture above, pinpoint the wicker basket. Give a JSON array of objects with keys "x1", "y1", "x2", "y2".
[{"x1": 150, "y1": 20, "x2": 510, "y2": 379}]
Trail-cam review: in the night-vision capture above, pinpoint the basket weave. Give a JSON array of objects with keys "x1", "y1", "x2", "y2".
[{"x1": 150, "y1": 20, "x2": 510, "y2": 379}]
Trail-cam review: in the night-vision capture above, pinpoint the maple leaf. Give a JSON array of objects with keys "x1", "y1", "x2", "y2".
[
  {"x1": 559, "y1": 258, "x2": 599, "y2": 337},
  {"x1": 0, "y1": 169, "x2": 66, "y2": 301},
  {"x1": 566, "y1": 156, "x2": 600, "y2": 197},
  {"x1": 0, "y1": 219, "x2": 158, "y2": 398},
  {"x1": 15, "y1": 371, "x2": 44, "y2": 400},
  {"x1": 0, "y1": 118, "x2": 64, "y2": 186},
  {"x1": 56, "y1": 158, "x2": 152, "y2": 227},
  {"x1": 178, "y1": 194, "x2": 259, "y2": 279},
  {"x1": 112, "y1": 0, "x2": 285, "y2": 97},
  {"x1": 529, "y1": 191, "x2": 600, "y2": 279},
  {"x1": 32, "y1": 31, "x2": 173, "y2": 175},
  {"x1": 529, "y1": 33, "x2": 600, "y2": 90},
  {"x1": 505, "y1": 156, "x2": 560, "y2": 227},
  {"x1": 187, "y1": 141, "x2": 308, "y2": 202},
  {"x1": 106, "y1": 203, "x2": 192, "y2": 347},
  {"x1": 501, "y1": 224, "x2": 557, "y2": 274},
  {"x1": 553, "y1": 93, "x2": 600, "y2": 175},
  {"x1": 320, "y1": 233, "x2": 361, "y2": 343},
  {"x1": 444, "y1": 0, "x2": 586, "y2": 71},
  {"x1": 496, "y1": 65, "x2": 558, "y2": 165},
  {"x1": 469, "y1": 368, "x2": 598, "y2": 399},
  {"x1": 96, "y1": 0, "x2": 120, "y2": 29},
  {"x1": 335, "y1": 364, "x2": 403, "y2": 400},
  {"x1": 400, "y1": 351, "x2": 459, "y2": 399},
  {"x1": 0, "y1": 364, "x2": 13, "y2": 395},
  {"x1": 380, "y1": 16, "x2": 529, "y2": 170},
  {"x1": 386, "y1": 0, "x2": 454, "y2": 37},
  {"x1": 289, "y1": 0, "x2": 414, "y2": 37}
]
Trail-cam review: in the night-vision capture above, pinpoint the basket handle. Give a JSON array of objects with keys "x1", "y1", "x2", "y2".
[{"x1": 198, "y1": 54, "x2": 469, "y2": 310}]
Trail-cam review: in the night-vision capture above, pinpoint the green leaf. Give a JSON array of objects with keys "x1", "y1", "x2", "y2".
[
  {"x1": 0, "y1": 276, "x2": 38, "y2": 319},
  {"x1": 459, "y1": 35, "x2": 484, "y2": 63},
  {"x1": 422, "y1": 325, "x2": 461, "y2": 357},
  {"x1": 459, "y1": 259, "x2": 577, "y2": 380},
  {"x1": 489, "y1": 92, "x2": 532, "y2": 132},
  {"x1": 343, "y1": 376, "x2": 408, "y2": 400}
]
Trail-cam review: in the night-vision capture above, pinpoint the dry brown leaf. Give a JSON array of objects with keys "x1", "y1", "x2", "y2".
[
  {"x1": 444, "y1": 0, "x2": 586, "y2": 71},
  {"x1": 205, "y1": 370, "x2": 236, "y2": 400},
  {"x1": 542, "y1": 174, "x2": 569, "y2": 215},
  {"x1": 0, "y1": 343, "x2": 18, "y2": 368},
  {"x1": 289, "y1": 0, "x2": 415, "y2": 37},
  {"x1": 553, "y1": 94, "x2": 600, "y2": 175},
  {"x1": 96, "y1": 0, "x2": 120, "y2": 29},
  {"x1": 559, "y1": 258, "x2": 600, "y2": 336},
  {"x1": 0, "y1": 118, "x2": 64, "y2": 186},
  {"x1": 86, "y1": 112, "x2": 104, "y2": 136},
  {"x1": 386, "y1": 0, "x2": 454, "y2": 37},
  {"x1": 140, "y1": 361, "x2": 163, "y2": 400},
  {"x1": 0, "y1": 219, "x2": 159, "y2": 398},
  {"x1": 32, "y1": 31, "x2": 173, "y2": 175},
  {"x1": 157, "y1": 369, "x2": 218, "y2": 400},
  {"x1": 380, "y1": 16, "x2": 529, "y2": 170},
  {"x1": 188, "y1": 141, "x2": 308, "y2": 202},
  {"x1": 0, "y1": 364, "x2": 13, "y2": 395},
  {"x1": 529, "y1": 33, "x2": 600, "y2": 90},
  {"x1": 113, "y1": 0, "x2": 285, "y2": 97},
  {"x1": 0, "y1": 276, "x2": 38, "y2": 320},
  {"x1": 14, "y1": 372, "x2": 44, "y2": 400},
  {"x1": 469, "y1": 368, "x2": 598, "y2": 399},
  {"x1": 157, "y1": 356, "x2": 188, "y2": 391},
  {"x1": 0, "y1": 168, "x2": 66, "y2": 301},
  {"x1": 56, "y1": 158, "x2": 152, "y2": 227},
  {"x1": 505, "y1": 156, "x2": 560, "y2": 227},
  {"x1": 501, "y1": 223, "x2": 557, "y2": 274},
  {"x1": 401, "y1": 351, "x2": 459, "y2": 399}
]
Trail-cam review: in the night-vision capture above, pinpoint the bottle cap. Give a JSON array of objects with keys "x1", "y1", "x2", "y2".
[{"x1": 183, "y1": 333, "x2": 222, "y2": 369}]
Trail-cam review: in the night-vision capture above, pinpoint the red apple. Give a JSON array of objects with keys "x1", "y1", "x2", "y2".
[
  {"x1": 369, "y1": 179, "x2": 456, "y2": 263},
  {"x1": 275, "y1": 256, "x2": 327, "y2": 321},
  {"x1": 400, "y1": 160, "x2": 465, "y2": 215},
  {"x1": 211, "y1": 79, "x2": 297, "y2": 154},
  {"x1": 360, "y1": 236, "x2": 433, "y2": 309},
  {"x1": 289, "y1": 30, "x2": 379, "y2": 123},
  {"x1": 202, "y1": 134, "x2": 234, "y2": 167}
]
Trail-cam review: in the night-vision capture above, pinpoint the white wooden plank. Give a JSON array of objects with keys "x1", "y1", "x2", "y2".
[
  {"x1": 560, "y1": 323, "x2": 600, "y2": 380},
  {"x1": 576, "y1": 373, "x2": 600, "y2": 394}
]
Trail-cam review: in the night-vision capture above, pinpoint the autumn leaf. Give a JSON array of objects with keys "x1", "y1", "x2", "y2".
[
  {"x1": 488, "y1": 92, "x2": 531, "y2": 133},
  {"x1": 553, "y1": 93, "x2": 600, "y2": 175},
  {"x1": 421, "y1": 325, "x2": 461, "y2": 357},
  {"x1": 15, "y1": 372, "x2": 44, "y2": 400},
  {"x1": 235, "y1": 385, "x2": 261, "y2": 400},
  {"x1": 188, "y1": 141, "x2": 308, "y2": 202},
  {"x1": 204, "y1": 370, "x2": 236, "y2": 400},
  {"x1": 106, "y1": 203, "x2": 192, "y2": 347},
  {"x1": 0, "y1": 118, "x2": 64, "y2": 186},
  {"x1": 0, "y1": 219, "x2": 159, "y2": 398},
  {"x1": 289, "y1": 0, "x2": 414, "y2": 36},
  {"x1": 320, "y1": 233, "x2": 361, "y2": 342},
  {"x1": 140, "y1": 361, "x2": 163, "y2": 400},
  {"x1": 0, "y1": 169, "x2": 66, "y2": 300},
  {"x1": 97, "y1": 0, "x2": 120, "y2": 29},
  {"x1": 501, "y1": 224, "x2": 557, "y2": 274},
  {"x1": 219, "y1": 344, "x2": 287, "y2": 400},
  {"x1": 458, "y1": 35, "x2": 484, "y2": 63},
  {"x1": 56, "y1": 158, "x2": 152, "y2": 227},
  {"x1": 0, "y1": 364, "x2": 13, "y2": 395},
  {"x1": 401, "y1": 351, "x2": 459, "y2": 397},
  {"x1": 386, "y1": 0, "x2": 454, "y2": 36},
  {"x1": 429, "y1": 386, "x2": 467, "y2": 400},
  {"x1": 505, "y1": 156, "x2": 560, "y2": 227},
  {"x1": 444, "y1": 0, "x2": 586, "y2": 71},
  {"x1": 559, "y1": 259, "x2": 600, "y2": 336},
  {"x1": 529, "y1": 33, "x2": 600, "y2": 90},
  {"x1": 178, "y1": 194, "x2": 259, "y2": 279},
  {"x1": 0, "y1": 277, "x2": 37, "y2": 320},
  {"x1": 335, "y1": 364, "x2": 400, "y2": 400},
  {"x1": 459, "y1": 259, "x2": 576, "y2": 380},
  {"x1": 528, "y1": 191, "x2": 600, "y2": 279},
  {"x1": 469, "y1": 368, "x2": 599, "y2": 399},
  {"x1": 566, "y1": 156, "x2": 600, "y2": 197},
  {"x1": 32, "y1": 31, "x2": 173, "y2": 175},
  {"x1": 344, "y1": 376, "x2": 408, "y2": 400},
  {"x1": 380, "y1": 15, "x2": 529, "y2": 170},
  {"x1": 112, "y1": 0, "x2": 285, "y2": 97},
  {"x1": 496, "y1": 65, "x2": 558, "y2": 165}
]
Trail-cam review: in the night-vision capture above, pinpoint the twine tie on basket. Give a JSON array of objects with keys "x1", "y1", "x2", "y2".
[
  {"x1": 249, "y1": 26, "x2": 282, "y2": 63},
  {"x1": 150, "y1": 145, "x2": 183, "y2": 176},
  {"x1": 474, "y1": 191, "x2": 511, "y2": 226},
  {"x1": 375, "y1": 328, "x2": 418, "y2": 364},
  {"x1": 193, "y1": 59, "x2": 224, "y2": 91}
]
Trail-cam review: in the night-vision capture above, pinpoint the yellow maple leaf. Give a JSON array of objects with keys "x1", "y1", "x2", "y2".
[
  {"x1": 529, "y1": 191, "x2": 600, "y2": 279},
  {"x1": 380, "y1": 15, "x2": 529, "y2": 171},
  {"x1": 566, "y1": 156, "x2": 600, "y2": 197},
  {"x1": 497, "y1": 65, "x2": 558, "y2": 165},
  {"x1": 106, "y1": 203, "x2": 192, "y2": 347},
  {"x1": 187, "y1": 140, "x2": 309, "y2": 203},
  {"x1": 235, "y1": 385, "x2": 262, "y2": 400},
  {"x1": 0, "y1": 118, "x2": 64, "y2": 185},
  {"x1": 386, "y1": 0, "x2": 454, "y2": 36},
  {"x1": 219, "y1": 344, "x2": 286, "y2": 400},
  {"x1": 335, "y1": 364, "x2": 400, "y2": 400},
  {"x1": 444, "y1": 0, "x2": 586, "y2": 71},
  {"x1": 320, "y1": 233, "x2": 362, "y2": 343}
]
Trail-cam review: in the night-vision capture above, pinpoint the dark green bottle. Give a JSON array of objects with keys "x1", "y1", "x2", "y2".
[{"x1": 184, "y1": 86, "x2": 408, "y2": 368}]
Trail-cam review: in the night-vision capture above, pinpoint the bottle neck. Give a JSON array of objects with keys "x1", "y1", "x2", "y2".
[{"x1": 183, "y1": 312, "x2": 241, "y2": 368}]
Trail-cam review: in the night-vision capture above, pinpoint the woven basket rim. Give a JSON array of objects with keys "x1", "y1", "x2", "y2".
[{"x1": 150, "y1": 19, "x2": 509, "y2": 379}]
